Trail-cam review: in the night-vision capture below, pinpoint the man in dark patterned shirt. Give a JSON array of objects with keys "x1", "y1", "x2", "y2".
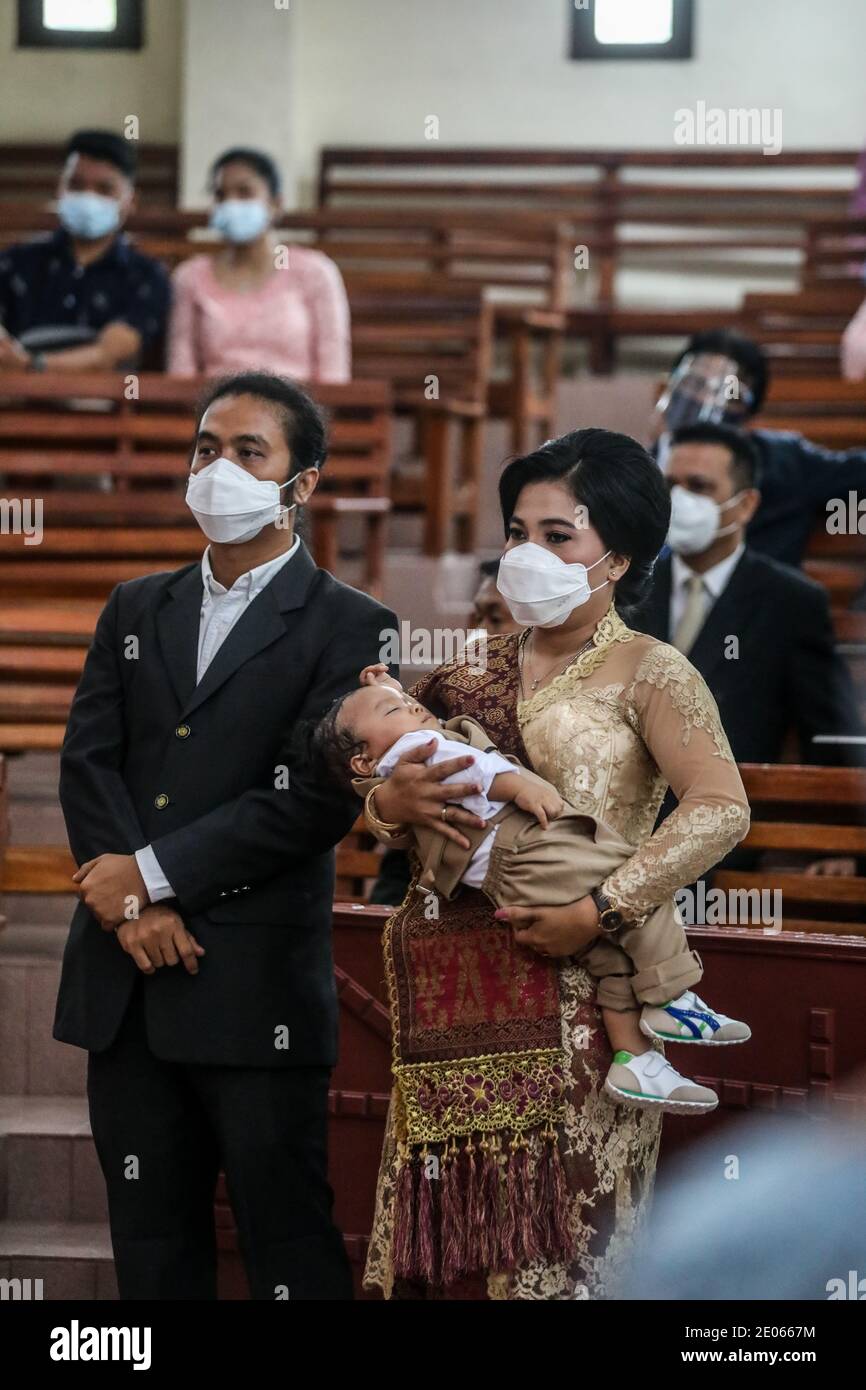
[{"x1": 0, "y1": 129, "x2": 170, "y2": 372}]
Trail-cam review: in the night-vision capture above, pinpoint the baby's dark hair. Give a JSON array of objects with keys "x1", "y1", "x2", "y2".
[{"x1": 310, "y1": 690, "x2": 366, "y2": 793}]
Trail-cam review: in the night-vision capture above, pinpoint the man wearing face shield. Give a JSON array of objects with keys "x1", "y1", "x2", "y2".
[
  {"x1": 650, "y1": 329, "x2": 866, "y2": 569},
  {"x1": 635, "y1": 420, "x2": 866, "y2": 876},
  {"x1": 0, "y1": 129, "x2": 169, "y2": 372}
]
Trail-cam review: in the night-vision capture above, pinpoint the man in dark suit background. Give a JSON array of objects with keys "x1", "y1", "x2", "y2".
[
  {"x1": 54, "y1": 371, "x2": 398, "y2": 1300},
  {"x1": 634, "y1": 421, "x2": 865, "y2": 878},
  {"x1": 650, "y1": 329, "x2": 866, "y2": 568}
]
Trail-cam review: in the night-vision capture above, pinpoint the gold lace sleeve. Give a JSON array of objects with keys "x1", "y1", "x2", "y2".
[{"x1": 599, "y1": 643, "x2": 751, "y2": 921}]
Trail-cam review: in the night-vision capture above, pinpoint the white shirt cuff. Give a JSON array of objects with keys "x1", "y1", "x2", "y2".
[{"x1": 135, "y1": 845, "x2": 175, "y2": 903}]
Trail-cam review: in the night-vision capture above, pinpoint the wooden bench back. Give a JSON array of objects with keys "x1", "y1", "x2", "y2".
[
  {"x1": 714, "y1": 763, "x2": 866, "y2": 933},
  {"x1": 0, "y1": 370, "x2": 391, "y2": 496},
  {"x1": 755, "y1": 375, "x2": 866, "y2": 451},
  {"x1": 803, "y1": 215, "x2": 866, "y2": 288},
  {"x1": 0, "y1": 141, "x2": 179, "y2": 205},
  {"x1": 0, "y1": 371, "x2": 392, "y2": 601},
  {"x1": 0, "y1": 205, "x2": 572, "y2": 310},
  {"x1": 318, "y1": 146, "x2": 858, "y2": 219},
  {"x1": 740, "y1": 286, "x2": 864, "y2": 374},
  {"x1": 341, "y1": 277, "x2": 494, "y2": 408}
]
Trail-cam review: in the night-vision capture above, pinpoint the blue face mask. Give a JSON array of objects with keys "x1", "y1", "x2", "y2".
[
  {"x1": 57, "y1": 191, "x2": 121, "y2": 240},
  {"x1": 210, "y1": 199, "x2": 271, "y2": 244}
]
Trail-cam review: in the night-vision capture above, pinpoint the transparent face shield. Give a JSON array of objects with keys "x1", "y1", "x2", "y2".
[{"x1": 655, "y1": 353, "x2": 755, "y2": 434}]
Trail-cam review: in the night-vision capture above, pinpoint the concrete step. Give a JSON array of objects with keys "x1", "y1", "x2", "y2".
[
  {"x1": 0, "y1": 1220, "x2": 117, "y2": 1299},
  {"x1": 0, "y1": 938, "x2": 85, "y2": 1096},
  {"x1": 0, "y1": 1096, "x2": 106, "y2": 1223}
]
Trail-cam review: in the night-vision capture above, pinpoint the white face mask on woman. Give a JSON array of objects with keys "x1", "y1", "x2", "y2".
[
  {"x1": 185, "y1": 457, "x2": 306, "y2": 544},
  {"x1": 666, "y1": 484, "x2": 745, "y2": 557},
  {"x1": 496, "y1": 541, "x2": 612, "y2": 628},
  {"x1": 210, "y1": 198, "x2": 271, "y2": 244}
]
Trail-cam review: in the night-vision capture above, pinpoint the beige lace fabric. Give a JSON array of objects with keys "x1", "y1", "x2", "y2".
[{"x1": 362, "y1": 605, "x2": 750, "y2": 1300}]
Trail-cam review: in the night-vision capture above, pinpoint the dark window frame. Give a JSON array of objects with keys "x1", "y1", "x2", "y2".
[
  {"x1": 17, "y1": 0, "x2": 144, "y2": 51},
  {"x1": 569, "y1": 0, "x2": 694, "y2": 62}
]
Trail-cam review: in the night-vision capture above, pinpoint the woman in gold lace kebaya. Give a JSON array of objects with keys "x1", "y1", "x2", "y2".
[{"x1": 362, "y1": 429, "x2": 751, "y2": 1300}]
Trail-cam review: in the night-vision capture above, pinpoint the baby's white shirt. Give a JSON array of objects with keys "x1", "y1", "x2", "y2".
[{"x1": 375, "y1": 727, "x2": 517, "y2": 823}]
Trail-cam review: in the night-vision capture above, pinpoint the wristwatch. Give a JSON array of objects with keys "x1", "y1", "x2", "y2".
[{"x1": 590, "y1": 887, "x2": 627, "y2": 935}]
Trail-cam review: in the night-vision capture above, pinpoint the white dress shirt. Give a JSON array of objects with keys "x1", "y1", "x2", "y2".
[
  {"x1": 669, "y1": 541, "x2": 745, "y2": 638},
  {"x1": 134, "y1": 538, "x2": 300, "y2": 903}
]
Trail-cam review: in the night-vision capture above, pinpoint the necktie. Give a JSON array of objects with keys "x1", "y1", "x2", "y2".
[{"x1": 673, "y1": 573, "x2": 706, "y2": 654}]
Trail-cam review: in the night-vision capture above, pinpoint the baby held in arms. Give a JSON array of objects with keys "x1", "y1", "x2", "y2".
[{"x1": 312, "y1": 665, "x2": 751, "y2": 1117}]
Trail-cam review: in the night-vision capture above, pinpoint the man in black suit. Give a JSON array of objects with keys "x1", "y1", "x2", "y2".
[
  {"x1": 54, "y1": 371, "x2": 398, "y2": 1300},
  {"x1": 636, "y1": 420, "x2": 864, "y2": 767},
  {"x1": 650, "y1": 329, "x2": 866, "y2": 568}
]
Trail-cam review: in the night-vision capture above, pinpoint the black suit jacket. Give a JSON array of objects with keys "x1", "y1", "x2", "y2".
[
  {"x1": 633, "y1": 547, "x2": 865, "y2": 767},
  {"x1": 746, "y1": 429, "x2": 866, "y2": 568},
  {"x1": 53, "y1": 542, "x2": 397, "y2": 1067}
]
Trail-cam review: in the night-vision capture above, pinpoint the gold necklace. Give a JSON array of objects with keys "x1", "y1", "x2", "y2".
[{"x1": 518, "y1": 628, "x2": 596, "y2": 698}]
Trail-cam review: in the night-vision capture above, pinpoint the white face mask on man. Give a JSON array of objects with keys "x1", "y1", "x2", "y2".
[
  {"x1": 185, "y1": 457, "x2": 310, "y2": 544},
  {"x1": 496, "y1": 541, "x2": 612, "y2": 628},
  {"x1": 666, "y1": 484, "x2": 745, "y2": 557}
]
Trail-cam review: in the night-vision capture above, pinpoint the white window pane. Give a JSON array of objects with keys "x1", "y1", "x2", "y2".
[
  {"x1": 44, "y1": 0, "x2": 118, "y2": 31},
  {"x1": 595, "y1": 0, "x2": 674, "y2": 45}
]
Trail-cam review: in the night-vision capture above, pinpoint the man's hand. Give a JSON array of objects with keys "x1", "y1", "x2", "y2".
[
  {"x1": 359, "y1": 662, "x2": 404, "y2": 691},
  {"x1": 495, "y1": 897, "x2": 601, "y2": 958},
  {"x1": 0, "y1": 329, "x2": 30, "y2": 369},
  {"x1": 73, "y1": 852, "x2": 150, "y2": 930},
  {"x1": 804, "y1": 857, "x2": 857, "y2": 877},
  {"x1": 115, "y1": 905, "x2": 205, "y2": 976}
]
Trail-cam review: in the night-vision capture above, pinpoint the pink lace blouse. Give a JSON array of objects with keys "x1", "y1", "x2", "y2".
[{"x1": 167, "y1": 248, "x2": 351, "y2": 382}]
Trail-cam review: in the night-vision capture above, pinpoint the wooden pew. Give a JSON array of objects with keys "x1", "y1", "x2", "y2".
[
  {"x1": 756, "y1": 376, "x2": 866, "y2": 449},
  {"x1": 0, "y1": 372, "x2": 392, "y2": 747},
  {"x1": 0, "y1": 751, "x2": 7, "y2": 913},
  {"x1": 713, "y1": 764, "x2": 866, "y2": 934},
  {"x1": 659, "y1": 923, "x2": 866, "y2": 1164},
  {"x1": 218, "y1": 900, "x2": 866, "y2": 1295},
  {"x1": 132, "y1": 226, "x2": 566, "y2": 462},
  {"x1": 317, "y1": 146, "x2": 860, "y2": 350},
  {"x1": 0, "y1": 142, "x2": 179, "y2": 205},
  {"x1": 0, "y1": 204, "x2": 572, "y2": 310},
  {"x1": 740, "y1": 287, "x2": 864, "y2": 374},
  {"x1": 0, "y1": 814, "x2": 380, "y2": 898},
  {"x1": 802, "y1": 215, "x2": 866, "y2": 288},
  {"x1": 317, "y1": 148, "x2": 858, "y2": 263},
  {"x1": 337, "y1": 279, "x2": 490, "y2": 553},
  {"x1": 0, "y1": 372, "x2": 391, "y2": 578}
]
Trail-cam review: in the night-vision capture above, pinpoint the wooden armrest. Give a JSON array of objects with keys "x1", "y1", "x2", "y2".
[
  {"x1": 311, "y1": 496, "x2": 391, "y2": 514},
  {"x1": 495, "y1": 307, "x2": 566, "y2": 332},
  {"x1": 416, "y1": 396, "x2": 486, "y2": 419}
]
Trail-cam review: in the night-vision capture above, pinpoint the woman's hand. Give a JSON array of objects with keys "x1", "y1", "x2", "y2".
[
  {"x1": 495, "y1": 895, "x2": 601, "y2": 958},
  {"x1": 373, "y1": 738, "x2": 487, "y2": 849}
]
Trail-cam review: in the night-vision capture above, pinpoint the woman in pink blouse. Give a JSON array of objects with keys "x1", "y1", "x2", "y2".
[{"x1": 168, "y1": 148, "x2": 351, "y2": 383}]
